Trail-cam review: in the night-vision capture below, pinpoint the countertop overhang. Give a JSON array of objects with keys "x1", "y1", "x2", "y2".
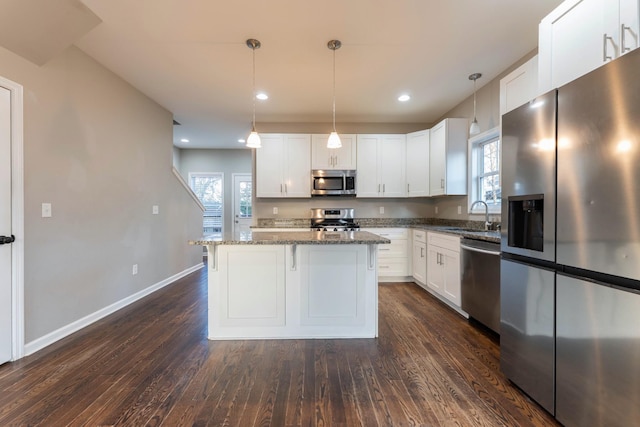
[{"x1": 189, "y1": 230, "x2": 391, "y2": 246}]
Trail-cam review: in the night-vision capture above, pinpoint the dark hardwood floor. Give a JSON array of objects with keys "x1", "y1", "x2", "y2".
[{"x1": 0, "y1": 267, "x2": 558, "y2": 426}]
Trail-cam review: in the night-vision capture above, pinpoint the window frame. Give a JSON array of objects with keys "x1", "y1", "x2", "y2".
[
  {"x1": 467, "y1": 127, "x2": 501, "y2": 215},
  {"x1": 188, "y1": 172, "x2": 224, "y2": 234}
]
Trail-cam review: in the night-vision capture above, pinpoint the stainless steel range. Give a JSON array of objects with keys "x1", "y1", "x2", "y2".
[{"x1": 310, "y1": 208, "x2": 360, "y2": 231}]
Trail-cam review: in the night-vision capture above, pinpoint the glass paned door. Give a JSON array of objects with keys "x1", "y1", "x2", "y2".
[{"x1": 233, "y1": 174, "x2": 252, "y2": 234}]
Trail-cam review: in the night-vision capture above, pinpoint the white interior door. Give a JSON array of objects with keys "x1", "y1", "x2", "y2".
[
  {"x1": 233, "y1": 174, "x2": 252, "y2": 235},
  {"x1": 0, "y1": 86, "x2": 12, "y2": 365}
]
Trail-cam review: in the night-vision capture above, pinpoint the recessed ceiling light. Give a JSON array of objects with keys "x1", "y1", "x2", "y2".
[
  {"x1": 256, "y1": 93, "x2": 268, "y2": 100},
  {"x1": 398, "y1": 94, "x2": 411, "y2": 102},
  {"x1": 238, "y1": 138, "x2": 246, "y2": 143},
  {"x1": 180, "y1": 138, "x2": 189, "y2": 143}
]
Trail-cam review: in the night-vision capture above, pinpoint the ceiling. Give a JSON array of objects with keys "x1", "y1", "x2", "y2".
[{"x1": 3, "y1": 0, "x2": 564, "y2": 149}]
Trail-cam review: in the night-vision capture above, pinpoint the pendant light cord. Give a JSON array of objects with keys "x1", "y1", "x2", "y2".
[
  {"x1": 332, "y1": 46, "x2": 337, "y2": 133},
  {"x1": 252, "y1": 46, "x2": 256, "y2": 131},
  {"x1": 473, "y1": 77, "x2": 477, "y2": 121}
]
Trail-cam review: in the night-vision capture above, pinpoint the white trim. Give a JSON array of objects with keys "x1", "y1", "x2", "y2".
[
  {"x1": 467, "y1": 127, "x2": 501, "y2": 216},
  {"x1": 0, "y1": 75, "x2": 25, "y2": 361},
  {"x1": 24, "y1": 263, "x2": 204, "y2": 356},
  {"x1": 172, "y1": 167, "x2": 205, "y2": 211}
]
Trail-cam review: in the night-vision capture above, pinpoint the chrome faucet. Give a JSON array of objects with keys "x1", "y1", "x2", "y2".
[{"x1": 470, "y1": 200, "x2": 491, "y2": 231}]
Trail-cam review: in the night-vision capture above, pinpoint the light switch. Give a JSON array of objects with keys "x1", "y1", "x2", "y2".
[
  {"x1": 435, "y1": 206, "x2": 439, "y2": 214},
  {"x1": 152, "y1": 205, "x2": 159, "y2": 215},
  {"x1": 273, "y1": 207, "x2": 278, "y2": 214},
  {"x1": 457, "y1": 205, "x2": 462, "y2": 214},
  {"x1": 379, "y1": 206, "x2": 385, "y2": 214},
  {"x1": 42, "y1": 203, "x2": 52, "y2": 218}
]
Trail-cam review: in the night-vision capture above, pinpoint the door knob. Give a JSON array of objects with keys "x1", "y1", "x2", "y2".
[{"x1": 0, "y1": 235, "x2": 15, "y2": 245}]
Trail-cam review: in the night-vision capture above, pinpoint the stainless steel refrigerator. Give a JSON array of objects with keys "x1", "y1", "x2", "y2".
[{"x1": 501, "y1": 47, "x2": 640, "y2": 427}]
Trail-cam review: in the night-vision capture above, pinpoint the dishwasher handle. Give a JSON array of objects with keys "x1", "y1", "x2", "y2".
[{"x1": 460, "y1": 243, "x2": 500, "y2": 256}]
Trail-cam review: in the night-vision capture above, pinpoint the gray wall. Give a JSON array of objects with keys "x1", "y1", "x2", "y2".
[
  {"x1": 0, "y1": 45, "x2": 203, "y2": 343},
  {"x1": 177, "y1": 149, "x2": 252, "y2": 233}
]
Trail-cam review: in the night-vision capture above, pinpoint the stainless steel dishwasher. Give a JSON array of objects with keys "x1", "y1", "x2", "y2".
[{"x1": 460, "y1": 238, "x2": 500, "y2": 334}]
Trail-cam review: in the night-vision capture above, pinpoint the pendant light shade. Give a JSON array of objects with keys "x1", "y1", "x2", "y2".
[
  {"x1": 246, "y1": 38, "x2": 262, "y2": 148},
  {"x1": 469, "y1": 72, "x2": 482, "y2": 136},
  {"x1": 327, "y1": 39, "x2": 342, "y2": 149}
]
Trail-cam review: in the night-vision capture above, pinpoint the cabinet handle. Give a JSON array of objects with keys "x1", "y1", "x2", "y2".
[
  {"x1": 603, "y1": 33, "x2": 614, "y2": 62},
  {"x1": 440, "y1": 178, "x2": 444, "y2": 189},
  {"x1": 383, "y1": 184, "x2": 386, "y2": 193},
  {"x1": 378, "y1": 184, "x2": 381, "y2": 193},
  {"x1": 621, "y1": 24, "x2": 632, "y2": 53},
  {"x1": 291, "y1": 244, "x2": 297, "y2": 271},
  {"x1": 285, "y1": 183, "x2": 288, "y2": 193},
  {"x1": 421, "y1": 247, "x2": 424, "y2": 257},
  {"x1": 407, "y1": 183, "x2": 410, "y2": 192},
  {"x1": 280, "y1": 184, "x2": 283, "y2": 193}
]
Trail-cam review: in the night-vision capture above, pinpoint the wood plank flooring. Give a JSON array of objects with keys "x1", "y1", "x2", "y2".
[{"x1": 0, "y1": 267, "x2": 559, "y2": 426}]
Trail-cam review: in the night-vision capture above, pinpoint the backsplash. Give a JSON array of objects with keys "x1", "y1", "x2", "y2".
[{"x1": 255, "y1": 217, "x2": 498, "y2": 230}]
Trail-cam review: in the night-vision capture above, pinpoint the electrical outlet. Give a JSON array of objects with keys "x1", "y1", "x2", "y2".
[
  {"x1": 132, "y1": 264, "x2": 138, "y2": 275},
  {"x1": 457, "y1": 205, "x2": 462, "y2": 215},
  {"x1": 273, "y1": 207, "x2": 278, "y2": 214},
  {"x1": 435, "y1": 206, "x2": 439, "y2": 214},
  {"x1": 152, "y1": 205, "x2": 159, "y2": 215},
  {"x1": 42, "y1": 203, "x2": 52, "y2": 218},
  {"x1": 379, "y1": 206, "x2": 385, "y2": 214}
]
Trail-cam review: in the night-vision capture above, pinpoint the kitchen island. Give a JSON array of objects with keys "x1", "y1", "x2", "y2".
[{"x1": 190, "y1": 230, "x2": 390, "y2": 340}]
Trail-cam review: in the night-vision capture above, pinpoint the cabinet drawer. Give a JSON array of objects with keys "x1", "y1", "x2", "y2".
[
  {"x1": 377, "y1": 240, "x2": 408, "y2": 258},
  {"x1": 378, "y1": 258, "x2": 409, "y2": 277},
  {"x1": 366, "y1": 228, "x2": 408, "y2": 240},
  {"x1": 427, "y1": 232, "x2": 460, "y2": 252},
  {"x1": 412, "y1": 229, "x2": 426, "y2": 243}
]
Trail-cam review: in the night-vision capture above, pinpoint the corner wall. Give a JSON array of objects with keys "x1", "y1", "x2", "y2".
[{"x1": 0, "y1": 45, "x2": 203, "y2": 345}]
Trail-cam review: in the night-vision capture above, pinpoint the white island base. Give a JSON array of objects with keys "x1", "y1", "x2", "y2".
[{"x1": 206, "y1": 243, "x2": 379, "y2": 340}]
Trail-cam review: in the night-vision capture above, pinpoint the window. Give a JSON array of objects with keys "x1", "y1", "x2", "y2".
[
  {"x1": 189, "y1": 172, "x2": 224, "y2": 234},
  {"x1": 468, "y1": 127, "x2": 501, "y2": 214}
]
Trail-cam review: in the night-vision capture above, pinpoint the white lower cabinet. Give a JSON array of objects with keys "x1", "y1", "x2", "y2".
[
  {"x1": 426, "y1": 232, "x2": 461, "y2": 307},
  {"x1": 412, "y1": 230, "x2": 427, "y2": 286},
  {"x1": 216, "y1": 245, "x2": 286, "y2": 327},
  {"x1": 208, "y1": 244, "x2": 378, "y2": 339},
  {"x1": 365, "y1": 228, "x2": 412, "y2": 281}
]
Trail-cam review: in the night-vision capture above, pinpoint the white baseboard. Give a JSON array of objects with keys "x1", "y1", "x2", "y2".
[{"x1": 24, "y1": 263, "x2": 204, "y2": 357}]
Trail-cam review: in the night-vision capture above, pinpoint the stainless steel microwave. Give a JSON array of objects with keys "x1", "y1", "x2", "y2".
[{"x1": 311, "y1": 169, "x2": 356, "y2": 196}]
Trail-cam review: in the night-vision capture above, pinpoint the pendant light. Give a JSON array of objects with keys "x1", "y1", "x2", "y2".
[
  {"x1": 246, "y1": 38, "x2": 262, "y2": 148},
  {"x1": 469, "y1": 73, "x2": 482, "y2": 136},
  {"x1": 327, "y1": 39, "x2": 342, "y2": 149}
]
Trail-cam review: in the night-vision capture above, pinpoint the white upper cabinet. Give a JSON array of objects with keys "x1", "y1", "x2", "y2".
[
  {"x1": 256, "y1": 134, "x2": 311, "y2": 198},
  {"x1": 429, "y1": 118, "x2": 467, "y2": 197},
  {"x1": 500, "y1": 55, "x2": 539, "y2": 115},
  {"x1": 311, "y1": 134, "x2": 357, "y2": 170},
  {"x1": 356, "y1": 134, "x2": 406, "y2": 198},
  {"x1": 539, "y1": 0, "x2": 640, "y2": 92},
  {"x1": 406, "y1": 130, "x2": 430, "y2": 197}
]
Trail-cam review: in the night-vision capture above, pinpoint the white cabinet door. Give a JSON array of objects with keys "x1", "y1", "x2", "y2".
[
  {"x1": 299, "y1": 245, "x2": 367, "y2": 327},
  {"x1": 216, "y1": 245, "x2": 286, "y2": 327},
  {"x1": 356, "y1": 134, "x2": 406, "y2": 198},
  {"x1": 256, "y1": 134, "x2": 285, "y2": 197},
  {"x1": 427, "y1": 245, "x2": 444, "y2": 294},
  {"x1": 426, "y1": 232, "x2": 461, "y2": 307},
  {"x1": 429, "y1": 119, "x2": 467, "y2": 196},
  {"x1": 500, "y1": 56, "x2": 539, "y2": 115},
  {"x1": 366, "y1": 228, "x2": 411, "y2": 279},
  {"x1": 538, "y1": 0, "x2": 639, "y2": 92},
  {"x1": 379, "y1": 135, "x2": 406, "y2": 197},
  {"x1": 355, "y1": 135, "x2": 379, "y2": 197},
  {"x1": 442, "y1": 248, "x2": 461, "y2": 307},
  {"x1": 406, "y1": 130, "x2": 429, "y2": 197},
  {"x1": 284, "y1": 134, "x2": 311, "y2": 198},
  {"x1": 311, "y1": 134, "x2": 357, "y2": 169},
  {"x1": 256, "y1": 134, "x2": 310, "y2": 198},
  {"x1": 412, "y1": 241, "x2": 427, "y2": 285}
]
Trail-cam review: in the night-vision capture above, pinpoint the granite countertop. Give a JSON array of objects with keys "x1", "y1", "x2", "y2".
[
  {"x1": 251, "y1": 218, "x2": 501, "y2": 244},
  {"x1": 189, "y1": 230, "x2": 391, "y2": 246}
]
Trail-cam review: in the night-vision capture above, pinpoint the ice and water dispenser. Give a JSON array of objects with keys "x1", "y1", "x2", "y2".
[{"x1": 508, "y1": 195, "x2": 544, "y2": 252}]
